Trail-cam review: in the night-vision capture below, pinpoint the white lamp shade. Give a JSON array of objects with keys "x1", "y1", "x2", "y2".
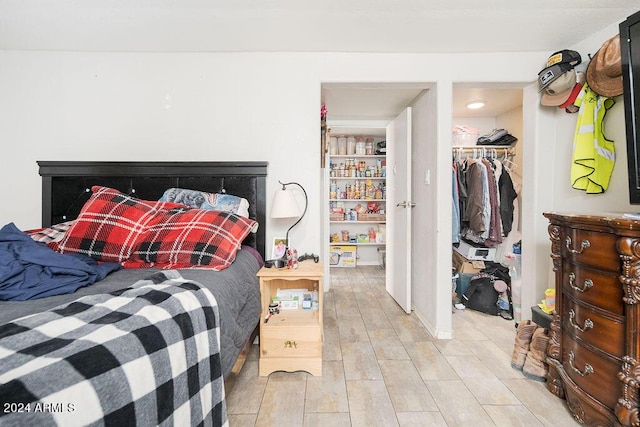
[{"x1": 271, "y1": 188, "x2": 301, "y2": 218}]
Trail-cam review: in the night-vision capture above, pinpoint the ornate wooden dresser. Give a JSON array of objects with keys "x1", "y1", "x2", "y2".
[{"x1": 544, "y1": 213, "x2": 640, "y2": 426}]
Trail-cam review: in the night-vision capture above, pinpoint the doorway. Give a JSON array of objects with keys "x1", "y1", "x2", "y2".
[
  {"x1": 321, "y1": 82, "x2": 429, "y2": 313},
  {"x1": 321, "y1": 82, "x2": 525, "y2": 339},
  {"x1": 452, "y1": 84, "x2": 524, "y2": 323}
]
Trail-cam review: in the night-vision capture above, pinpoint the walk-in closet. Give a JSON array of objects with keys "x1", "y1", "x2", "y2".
[{"x1": 452, "y1": 85, "x2": 524, "y2": 324}]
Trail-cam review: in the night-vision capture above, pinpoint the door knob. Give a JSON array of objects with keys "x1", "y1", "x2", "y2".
[{"x1": 396, "y1": 201, "x2": 416, "y2": 208}]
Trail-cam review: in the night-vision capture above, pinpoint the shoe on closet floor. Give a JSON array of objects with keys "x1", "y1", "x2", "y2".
[
  {"x1": 511, "y1": 319, "x2": 538, "y2": 371},
  {"x1": 522, "y1": 327, "x2": 551, "y2": 382}
]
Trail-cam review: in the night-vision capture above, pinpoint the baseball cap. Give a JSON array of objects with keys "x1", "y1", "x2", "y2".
[
  {"x1": 538, "y1": 49, "x2": 582, "y2": 91},
  {"x1": 544, "y1": 49, "x2": 582, "y2": 68},
  {"x1": 541, "y1": 70, "x2": 584, "y2": 107},
  {"x1": 558, "y1": 82, "x2": 585, "y2": 112},
  {"x1": 538, "y1": 63, "x2": 573, "y2": 91}
]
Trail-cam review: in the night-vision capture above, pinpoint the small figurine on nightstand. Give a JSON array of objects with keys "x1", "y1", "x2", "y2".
[
  {"x1": 298, "y1": 253, "x2": 320, "y2": 263},
  {"x1": 287, "y1": 249, "x2": 299, "y2": 269}
]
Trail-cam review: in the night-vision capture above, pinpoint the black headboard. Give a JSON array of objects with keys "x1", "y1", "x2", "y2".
[{"x1": 38, "y1": 161, "x2": 268, "y2": 260}]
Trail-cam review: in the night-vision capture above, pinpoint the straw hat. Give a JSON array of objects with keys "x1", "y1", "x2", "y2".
[{"x1": 586, "y1": 34, "x2": 623, "y2": 97}]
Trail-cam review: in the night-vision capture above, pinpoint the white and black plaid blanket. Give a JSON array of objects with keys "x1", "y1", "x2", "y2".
[{"x1": 0, "y1": 270, "x2": 228, "y2": 427}]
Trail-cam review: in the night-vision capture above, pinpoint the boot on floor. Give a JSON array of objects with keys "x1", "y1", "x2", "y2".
[
  {"x1": 522, "y1": 327, "x2": 551, "y2": 382},
  {"x1": 511, "y1": 320, "x2": 538, "y2": 371}
]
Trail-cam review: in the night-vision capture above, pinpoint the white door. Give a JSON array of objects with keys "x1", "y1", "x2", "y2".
[{"x1": 386, "y1": 107, "x2": 412, "y2": 313}]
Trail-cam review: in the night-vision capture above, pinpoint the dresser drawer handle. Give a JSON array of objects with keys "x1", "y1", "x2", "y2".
[
  {"x1": 568, "y1": 351, "x2": 594, "y2": 377},
  {"x1": 284, "y1": 340, "x2": 298, "y2": 349},
  {"x1": 569, "y1": 309, "x2": 594, "y2": 333},
  {"x1": 568, "y1": 272, "x2": 593, "y2": 293},
  {"x1": 565, "y1": 237, "x2": 590, "y2": 254}
]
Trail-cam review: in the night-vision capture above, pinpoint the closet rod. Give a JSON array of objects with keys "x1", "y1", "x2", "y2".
[{"x1": 452, "y1": 145, "x2": 515, "y2": 156}]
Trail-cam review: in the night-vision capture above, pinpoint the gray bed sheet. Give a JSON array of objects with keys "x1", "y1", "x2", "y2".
[{"x1": 0, "y1": 249, "x2": 261, "y2": 379}]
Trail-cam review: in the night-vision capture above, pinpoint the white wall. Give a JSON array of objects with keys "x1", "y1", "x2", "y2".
[
  {"x1": 452, "y1": 118, "x2": 497, "y2": 136},
  {"x1": 520, "y1": 22, "x2": 635, "y2": 321},
  {"x1": 548, "y1": 23, "x2": 631, "y2": 214},
  {"x1": 410, "y1": 88, "x2": 451, "y2": 337},
  {"x1": 1, "y1": 39, "x2": 633, "y2": 333},
  {"x1": 0, "y1": 50, "x2": 542, "y2": 249}
]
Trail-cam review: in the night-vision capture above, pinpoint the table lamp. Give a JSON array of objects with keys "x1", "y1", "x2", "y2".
[{"x1": 270, "y1": 180, "x2": 308, "y2": 252}]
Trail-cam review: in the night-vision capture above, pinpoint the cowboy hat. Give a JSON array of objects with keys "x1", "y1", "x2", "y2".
[{"x1": 586, "y1": 34, "x2": 623, "y2": 97}]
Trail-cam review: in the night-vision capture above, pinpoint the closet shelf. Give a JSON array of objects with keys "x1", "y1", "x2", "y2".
[
  {"x1": 329, "y1": 242, "x2": 385, "y2": 246},
  {"x1": 331, "y1": 177, "x2": 385, "y2": 180},
  {"x1": 330, "y1": 220, "x2": 386, "y2": 224},
  {"x1": 329, "y1": 154, "x2": 385, "y2": 159},
  {"x1": 329, "y1": 198, "x2": 386, "y2": 202}
]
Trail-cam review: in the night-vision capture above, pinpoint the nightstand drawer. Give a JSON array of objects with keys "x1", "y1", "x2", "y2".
[
  {"x1": 261, "y1": 325, "x2": 321, "y2": 359},
  {"x1": 257, "y1": 261, "x2": 324, "y2": 376}
]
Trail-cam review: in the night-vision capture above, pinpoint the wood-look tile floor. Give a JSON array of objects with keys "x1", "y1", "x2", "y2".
[{"x1": 226, "y1": 266, "x2": 580, "y2": 426}]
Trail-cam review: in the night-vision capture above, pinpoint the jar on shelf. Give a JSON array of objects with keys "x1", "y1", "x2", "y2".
[
  {"x1": 355, "y1": 137, "x2": 366, "y2": 155},
  {"x1": 337, "y1": 136, "x2": 347, "y2": 155},
  {"x1": 329, "y1": 180, "x2": 337, "y2": 199},
  {"x1": 329, "y1": 136, "x2": 338, "y2": 155},
  {"x1": 346, "y1": 136, "x2": 356, "y2": 155},
  {"x1": 365, "y1": 137, "x2": 375, "y2": 155}
]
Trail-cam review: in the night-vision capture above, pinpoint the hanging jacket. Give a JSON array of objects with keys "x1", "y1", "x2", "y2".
[
  {"x1": 499, "y1": 167, "x2": 518, "y2": 236},
  {"x1": 452, "y1": 164, "x2": 461, "y2": 243},
  {"x1": 482, "y1": 159, "x2": 503, "y2": 247},
  {"x1": 463, "y1": 159, "x2": 486, "y2": 235},
  {"x1": 571, "y1": 84, "x2": 616, "y2": 194}
]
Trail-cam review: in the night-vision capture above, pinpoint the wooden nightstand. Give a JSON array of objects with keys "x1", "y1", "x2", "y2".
[{"x1": 257, "y1": 260, "x2": 323, "y2": 376}]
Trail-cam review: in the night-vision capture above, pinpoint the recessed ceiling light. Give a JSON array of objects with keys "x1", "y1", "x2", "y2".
[{"x1": 466, "y1": 100, "x2": 486, "y2": 110}]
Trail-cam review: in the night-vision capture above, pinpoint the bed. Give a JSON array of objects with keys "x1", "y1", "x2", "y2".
[{"x1": 0, "y1": 161, "x2": 267, "y2": 426}]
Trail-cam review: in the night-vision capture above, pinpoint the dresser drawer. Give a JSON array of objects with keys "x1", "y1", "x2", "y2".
[
  {"x1": 562, "y1": 298, "x2": 624, "y2": 357},
  {"x1": 562, "y1": 228, "x2": 618, "y2": 271},
  {"x1": 260, "y1": 325, "x2": 321, "y2": 359},
  {"x1": 562, "y1": 263, "x2": 624, "y2": 315},
  {"x1": 562, "y1": 332, "x2": 622, "y2": 411}
]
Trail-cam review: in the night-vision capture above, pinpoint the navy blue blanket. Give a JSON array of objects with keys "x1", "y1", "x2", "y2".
[{"x1": 0, "y1": 223, "x2": 121, "y2": 301}]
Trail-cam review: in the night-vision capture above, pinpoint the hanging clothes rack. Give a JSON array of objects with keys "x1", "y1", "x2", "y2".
[
  {"x1": 452, "y1": 145, "x2": 515, "y2": 158},
  {"x1": 452, "y1": 145, "x2": 518, "y2": 174},
  {"x1": 452, "y1": 144, "x2": 519, "y2": 249},
  {"x1": 452, "y1": 145, "x2": 516, "y2": 164}
]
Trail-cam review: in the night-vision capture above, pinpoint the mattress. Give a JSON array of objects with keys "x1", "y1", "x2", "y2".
[{"x1": 0, "y1": 248, "x2": 261, "y2": 378}]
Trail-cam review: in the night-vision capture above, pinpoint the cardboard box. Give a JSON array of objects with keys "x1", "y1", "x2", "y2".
[
  {"x1": 453, "y1": 240, "x2": 496, "y2": 261},
  {"x1": 356, "y1": 234, "x2": 370, "y2": 243},
  {"x1": 452, "y1": 251, "x2": 484, "y2": 274},
  {"x1": 330, "y1": 245, "x2": 357, "y2": 267}
]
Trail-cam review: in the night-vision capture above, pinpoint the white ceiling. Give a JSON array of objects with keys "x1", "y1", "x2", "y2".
[
  {"x1": 0, "y1": 1, "x2": 637, "y2": 54},
  {"x1": 1, "y1": 1, "x2": 635, "y2": 121},
  {"x1": 322, "y1": 82, "x2": 524, "y2": 123}
]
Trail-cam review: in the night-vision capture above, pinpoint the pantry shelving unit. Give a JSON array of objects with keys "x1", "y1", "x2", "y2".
[{"x1": 328, "y1": 146, "x2": 386, "y2": 267}]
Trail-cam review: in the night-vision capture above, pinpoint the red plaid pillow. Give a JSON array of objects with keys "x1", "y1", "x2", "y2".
[
  {"x1": 57, "y1": 186, "x2": 257, "y2": 270},
  {"x1": 125, "y1": 208, "x2": 257, "y2": 270},
  {"x1": 57, "y1": 186, "x2": 186, "y2": 263}
]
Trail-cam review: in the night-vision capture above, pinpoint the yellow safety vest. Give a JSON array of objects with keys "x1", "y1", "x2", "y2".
[{"x1": 571, "y1": 84, "x2": 615, "y2": 194}]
